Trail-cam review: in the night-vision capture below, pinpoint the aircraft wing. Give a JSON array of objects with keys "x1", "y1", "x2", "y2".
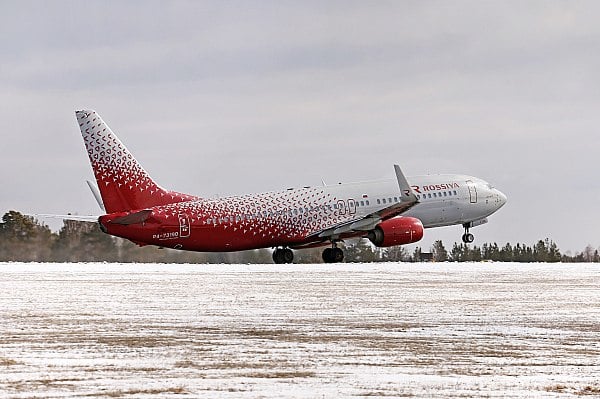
[{"x1": 309, "y1": 164, "x2": 419, "y2": 239}]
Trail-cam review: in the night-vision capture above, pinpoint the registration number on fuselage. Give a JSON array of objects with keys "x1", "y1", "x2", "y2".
[{"x1": 153, "y1": 231, "x2": 179, "y2": 240}]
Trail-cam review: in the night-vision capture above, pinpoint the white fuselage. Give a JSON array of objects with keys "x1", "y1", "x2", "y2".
[{"x1": 297, "y1": 174, "x2": 506, "y2": 231}]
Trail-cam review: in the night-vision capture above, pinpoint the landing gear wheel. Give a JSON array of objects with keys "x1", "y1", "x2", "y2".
[
  {"x1": 322, "y1": 248, "x2": 334, "y2": 263},
  {"x1": 462, "y1": 223, "x2": 475, "y2": 244},
  {"x1": 322, "y1": 247, "x2": 344, "y2": 263},
  {"x1": 333, "y1": 247, "x2": 344, "y2": 262},
  {"x1": 282, "y1": 248, "x2": 293, "y2": 263},
  {"x1": 273, "y1": 248, "x2": 294, "y2": 264},
  {"x1": 273, "y1": 249, "x2": 284, "y2": 264}
]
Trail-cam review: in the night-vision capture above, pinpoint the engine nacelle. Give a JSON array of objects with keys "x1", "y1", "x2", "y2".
[{"x1": 367, "y1": 217, "x2": 424, "y2": 247}]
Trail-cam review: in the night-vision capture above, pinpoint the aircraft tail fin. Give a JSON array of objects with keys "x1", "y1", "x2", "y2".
[{"x1": 75, "y1": 110, "x2": 196, "y2": 213}]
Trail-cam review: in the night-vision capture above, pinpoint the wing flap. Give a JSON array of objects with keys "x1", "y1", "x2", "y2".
[{"x1": 317, "y1": 215, "x2": 380, "y2": 238}]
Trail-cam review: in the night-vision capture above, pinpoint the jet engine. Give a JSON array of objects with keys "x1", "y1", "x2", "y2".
[{"x1": 367, "y1": 217, "x2": 424, "y2": 247}]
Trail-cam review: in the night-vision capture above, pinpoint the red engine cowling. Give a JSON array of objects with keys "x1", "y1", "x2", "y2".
[{"x1": 367, "y1": 217, "x2": 424, "y2": 247}]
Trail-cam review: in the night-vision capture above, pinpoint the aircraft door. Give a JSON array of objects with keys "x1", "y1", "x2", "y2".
[
  {"x1": 347, "y1": 199, "x2": 356, "y2": 215},
  {"x1": 336, "y1": 200, "x2": 347, "y2": 215},
  {"x1": 466, "y1": 180, "x2": 477, "y2": 203},
  {"x1": 178, "y1": 213, "x2": 191, "y2": 238}
]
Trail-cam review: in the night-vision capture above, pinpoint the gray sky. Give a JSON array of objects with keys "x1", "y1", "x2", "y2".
[{"x1": 1, "y1": 1, "x2": 599, "y2": 253}]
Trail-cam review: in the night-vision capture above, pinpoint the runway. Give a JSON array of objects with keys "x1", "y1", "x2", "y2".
[{"x1": 1, "y1": 262, "x2": 599, "y2": 398}]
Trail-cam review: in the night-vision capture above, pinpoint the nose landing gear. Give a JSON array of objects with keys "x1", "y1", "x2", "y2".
[
  {"x1": 462, "y1": 223, "x2": 475, "y2": 243},
  {"x1": 272, "y1": 247, "x2": 294, "y2": 264}
]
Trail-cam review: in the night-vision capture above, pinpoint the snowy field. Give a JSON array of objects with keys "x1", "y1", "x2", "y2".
[{"x1": 1, "y1": 262, "x2": 599, "y2": 398}]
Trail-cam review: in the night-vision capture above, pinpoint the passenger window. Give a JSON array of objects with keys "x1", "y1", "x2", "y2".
[
  {"x1": 377, "y1": 199, "x2": 381, "y2": 205},
  {"x1": 453, "y1": 190, "x2": 457, "y2": 195},
  {"x1": 428, "y1": 194, "x2": 432, "y2": 199},
  {"x1": 394, "y1": 197, "x2": 398, "y2": 202},
  {"x1": 443, "y1": 192, "x2": 447, "y2": 197},
  {"x1": 366, "y1": 200, "x2": 370, "y2": 205},
  {"x1": 382, "y1": 198, "x2": 387, "y2": 204}
]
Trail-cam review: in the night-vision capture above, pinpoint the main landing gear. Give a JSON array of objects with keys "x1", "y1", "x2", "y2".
[
  {"x1": 322, "y1": 244, "x2": 344, "y2": 263},
  {"x1": 272, "y1": 243, "x2": 345, "y2": 264},
  {"x1": 462, "y1": 223, "x2": 475, "y2": 243},
  {"x1": 272, "y1": 247, "x2": 294, "y2": 264}
]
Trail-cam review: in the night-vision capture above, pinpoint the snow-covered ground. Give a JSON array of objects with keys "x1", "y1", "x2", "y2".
[{"x1": 1, "y1": 262, "x2": 599, "y2": 398}]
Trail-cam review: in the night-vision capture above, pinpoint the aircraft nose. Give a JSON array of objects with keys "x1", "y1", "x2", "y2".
[{"x1": 496, "y1": 189, "x2": 507, "y2": 208}]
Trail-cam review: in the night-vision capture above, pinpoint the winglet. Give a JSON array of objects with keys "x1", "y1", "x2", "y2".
[{"x1": 394, "y1": 165, "x2": 418, "y2": 203}]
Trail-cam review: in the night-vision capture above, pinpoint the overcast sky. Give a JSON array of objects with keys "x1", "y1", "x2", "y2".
[{"x1": 1, "y1": 1, "x2": 599, "y2": 253}]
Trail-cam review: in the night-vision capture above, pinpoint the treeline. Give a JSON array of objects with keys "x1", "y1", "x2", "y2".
[
  {"x1": 0, "y1": 210, "x2": 598, "y2": 263},
  {"x1": 344, "y1": 239, "x2": 599, "y2": 263},
  {"x1": 428, "y1": 239, "x2": 600, "y2": 263}
]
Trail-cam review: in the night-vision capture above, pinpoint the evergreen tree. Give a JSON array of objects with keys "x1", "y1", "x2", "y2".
[
  {"x1": 449, "y1": 242, "x2": 464, "y2": 262},
  {"x1": 547, "y1": 239, "x2": 561, "y2": 262},
  {"x1": 431, "y1": 240, "x2": 448, "y2": 262},
  {"x1": 383, "y1": 245, "x2": 409, "y2": 262},
  {"x1": 411, "y1": 246, "x2": 422, "y2": 262},
  {"x1": 500, "y1": 243, "x2": 513, "y2": 262},
  {"x1": 0, "y1": 211, "x2": 54, "y2": 261},
  {"x1": 345, "y1": 239, "x2": 380, "y2": 263}
]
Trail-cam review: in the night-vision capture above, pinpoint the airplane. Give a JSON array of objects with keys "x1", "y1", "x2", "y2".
[{"x1": 55, "y1": 110, "x2": 506, "y2": 264}]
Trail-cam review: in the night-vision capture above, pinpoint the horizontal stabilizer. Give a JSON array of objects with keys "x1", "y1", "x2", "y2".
[
  {"x1": 110, "y1": 209, "x2": 153, "y2": 225},
  {"x1": 34, "y1": 214, "x2": 99, "y2": 222}
]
